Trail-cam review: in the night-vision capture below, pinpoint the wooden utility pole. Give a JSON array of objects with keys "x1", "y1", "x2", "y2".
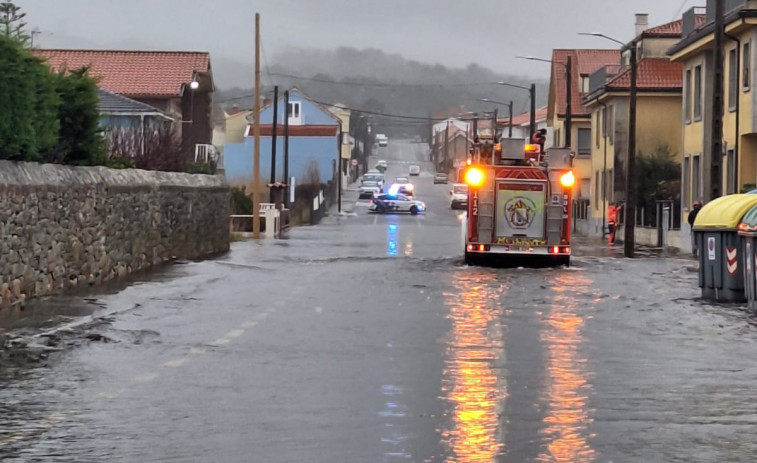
[
  {"x1": 624, "y1": 42, "x2": 638, "y2": 258},
  {"x1": 270, "y1": 85, "x2": 278, "y2": 203},
  {"x1": 252, "y1": 13, "x2": 261, "y2": 238}
]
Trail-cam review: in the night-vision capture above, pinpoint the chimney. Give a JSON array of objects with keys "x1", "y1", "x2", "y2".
[
  {"x1": 230, "y1": 105, "x2": 240, "y2": 115},
  {"x1": 635, "y1": 13, "x2": 649, "y2": 37}
]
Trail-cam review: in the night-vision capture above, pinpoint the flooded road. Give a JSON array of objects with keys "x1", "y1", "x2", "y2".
[{"x1": 2, "y1": 141, "x2": 757, "y2": 462}]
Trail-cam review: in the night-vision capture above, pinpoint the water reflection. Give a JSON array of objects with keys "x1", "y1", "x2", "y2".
[
  {"x1": 387, "y1": 223, "x2": 398, "y2": 257},
  {"x1": 404, "y1": 240, "x2": 413, "y2": 257},
  {"x1": 441, "y1": 272, "x2": 507, "y2": 462},
  {"x1": 537, "y1": 273, "x2": 596, "y2": 462}
]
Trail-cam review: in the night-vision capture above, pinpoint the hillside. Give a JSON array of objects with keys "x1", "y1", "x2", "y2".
[{"x1": 214, "y1": 47, "x2": 548, "y2": 132}]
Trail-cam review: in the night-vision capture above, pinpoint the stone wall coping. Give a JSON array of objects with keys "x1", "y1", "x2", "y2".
[{"x1": 0, "y1": 161, "x2": 227, "y2": 189}]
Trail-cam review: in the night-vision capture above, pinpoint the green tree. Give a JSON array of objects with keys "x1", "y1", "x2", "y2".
[
  {"x1": 0, "y1": 2, "x2": 29, "y2": 45},
  {"x1": 0, "y1": 36, "x2": 57, "y2": 160},
  {"x1": 46, "y1": 68, "x2": 106, "y2": 165}
]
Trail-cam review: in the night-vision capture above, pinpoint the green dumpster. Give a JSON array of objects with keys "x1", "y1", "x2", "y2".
[
  {"x1": 693, "y1": 194, "x2": 757, "y2": 302},
  {"x1": 738, "y1": 205, "x2": 757, "y2": 311}
]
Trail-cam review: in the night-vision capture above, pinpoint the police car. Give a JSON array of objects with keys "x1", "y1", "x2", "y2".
[{"x1": 369, "y1": 192, "x2": 426, "y2": 215}]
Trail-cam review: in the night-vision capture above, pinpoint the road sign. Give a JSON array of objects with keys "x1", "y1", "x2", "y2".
[
  {"x1": 351, "y1": 159, "x2": 358, "y2": 166},
  {"x1": 707, "y1": 237, "x2": 716, "y2": 261}
]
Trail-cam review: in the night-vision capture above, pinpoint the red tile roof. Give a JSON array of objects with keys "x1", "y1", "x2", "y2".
[
  {"x1": 34, "y1": 49, "x2": 211, "y2": 98},
  {"x1": 551, "y1": 49, "x2": 620, "y2": 117},
  {"x1": 501, "y1": 106, "x2": 548, "y2": 127},
  {"x1": 606, "y1": 58, "x2": 682, "y2": 90},
  {"x1": 642, "y1": 15, "x2": 707, "y2": 37}
]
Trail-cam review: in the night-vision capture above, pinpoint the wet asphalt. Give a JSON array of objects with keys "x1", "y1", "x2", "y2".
[{"x1": 2, "y1": 141, "x2": 757, "y2": 462}]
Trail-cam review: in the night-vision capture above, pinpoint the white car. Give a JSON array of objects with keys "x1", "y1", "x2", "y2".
[
  {"x1": 391, "y1": 177, "x2": 414, "y2": 197},
  {"x1": 409, "y1": 164, "x2": 421, "y2": 176},
  {"x1": 369, "y1": 193, "x2": 426, "y2": 215},
  {"x1": 376, "y1": 134, "x2": 388, "y2": 147},
  {"x1": 376, "y1": 160, "x2": 388, "y2": 168},
  {"x1": 450, "y1": 183, "x2": 468, "y2": 209},
  {"x1": 359, "y1": 172, "x2": 384, "y2": 199}
]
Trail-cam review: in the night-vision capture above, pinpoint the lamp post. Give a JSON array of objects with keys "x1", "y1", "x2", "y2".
[
  {"x1": 580, "y1": 32, "x2": 637, "y2": 258},
  {"x1": 517, "y1": 55, "x2": 572, "y2": 147},
  {"x1": 478, "y1": 98, "x2": 513, "y2": 137},
  {"x1": 494, "y1": 82, "x2": 536, "y2": 138}
]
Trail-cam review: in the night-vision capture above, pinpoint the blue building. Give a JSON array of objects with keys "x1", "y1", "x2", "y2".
[{"x1": 224, "y1": 88, "x2": 341, "y2": 187}]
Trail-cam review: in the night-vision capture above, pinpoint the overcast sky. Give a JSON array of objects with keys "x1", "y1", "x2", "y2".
[{"x1": 20, "y1": 0, "x2": 699, "y2": 88}]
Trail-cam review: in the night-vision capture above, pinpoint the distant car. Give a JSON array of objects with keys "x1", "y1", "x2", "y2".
[
  {"x1": 409, "y1": 164, "x2": 421, "y2": 176},
  {"x1": 434, "y1": 172, "x2": 448, "y2": 184},
  {"x1": 369, "y1": 193, "x2": 426, "y2": 215},
  {"x1": 414, "y1": 135, "x2": 422, "y2": 143},
  {"x1": 392, "y1": 177, "x2": 414, "y2": 197},
  {"x1": 376, "y1": 160, "x2": 388, "y2": 169},
  {"x1": 450, "y1": 183, "x2": 468, "y2": 209},
  {"x1": 376, "y1": 134, "x2": 388, "y2": 147},
  {"x1": 359, "y1": 172, "x2": 384, "y2": 198}
]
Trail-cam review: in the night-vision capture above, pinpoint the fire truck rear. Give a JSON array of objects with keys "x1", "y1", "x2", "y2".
[{"x1": 461, "y1": 138, "x2": 574, "y2": 266}]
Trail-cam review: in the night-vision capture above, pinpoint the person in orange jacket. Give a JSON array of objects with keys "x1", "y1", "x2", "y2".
[{"x1": 607, "y1": 202, "x2": 621, "y2": 245}]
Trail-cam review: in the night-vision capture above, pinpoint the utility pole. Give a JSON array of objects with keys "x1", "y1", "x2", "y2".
[
  {"x1": 283, "y1": 90, "x2": 290, "y2": 208},
  {"x1": 270, "y1": 85, "x2": 278, "y2": 203},
  {"x1": 624, "y1": 42, "x2": 638, "y2": 258},
  {"x1": 337, "y1": 122, "x2": 342, "y2": 213},
  {"x1": 711, "y1": 0, "x2": 725, "y2": 200},
  {"x1": 529, "y1": 83, "x2": 536, "y2": 138},
  {"x1": 252, "y1": 13, "x2": 261, "y2": 239},
  {"x1": 508, "y1": 101, "x2": 513, "y2": 138},
  {"x1": 565, "y1": 55, "x2": 573, "y2": 148}
]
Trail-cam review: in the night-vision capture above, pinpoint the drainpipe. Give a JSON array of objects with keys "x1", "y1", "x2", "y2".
[
  {"x1": 599, "y1": 101, "x2": 608, "y2": 237},
  {"x1": 140, "y1": 114, "x2": 145, "y2": 157},
  {"x1": 725, "y1": 32, "x2": 740, "y2": 194}
]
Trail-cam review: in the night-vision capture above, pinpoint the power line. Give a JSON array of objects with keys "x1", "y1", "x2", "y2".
[{"x1": 672, "y1": 0, "x2": 691, "y2": 20}]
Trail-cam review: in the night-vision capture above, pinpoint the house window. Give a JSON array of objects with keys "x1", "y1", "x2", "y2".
[
  {"x1": 554, "y1": 128, "x2": 561, "y2": 146},
  {"x1": 595, "y1": 170, "x2": 601, "y2": 205},
  {"x1": 692, "y1": 154, "x2": 701, "y2": 202},
  {"x1": 684, "y1": 68, "x2": 692, "y2": 123},
  {"x1": 727, "y1": 149, "x2": 736, "y2": 194},
  {"x1": 682, "y1": 156, "x2": 691, "y2": 208},
  {"x1": 744, "y1": 42, "x2": 751, "y2": 91},
  {"x1": 577, "y1": 128, "x2": 591, "y2": 156},
  {"x1": 606, "y1": 168, "x2": 614, "y2": 202},
  {"x1": 608, "y1": 105, "x2": 614, "y2": 145},
  {"x1": 595, "y1": 111, "x2": 600, "y2": 148},
  {"x1": 288, "y1": 101, "x2": 301, "y2": 118},
  {"x1": 581, "y1": 76, "x2": 590, "y2": 93},
  {"x1": 580, "y1": 178, "x2": 591, "y2": 199},
  {"x1": 729, "y1": 47, "x2": 738, "y2": 111},
  {"x1": 694, "y1": 65, "x2": 702, "y2": 120}
]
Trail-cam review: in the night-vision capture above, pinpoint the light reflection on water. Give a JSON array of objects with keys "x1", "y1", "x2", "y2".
[
  {"x1": 387, "y1": 223, "x2": 398, "y2": 257},
  {"x1": 441, "y1": 272, "x2": 507, "y2": 462},
  {"x1": 537, "y1": 273, "x2": 597, "y2": 462}
]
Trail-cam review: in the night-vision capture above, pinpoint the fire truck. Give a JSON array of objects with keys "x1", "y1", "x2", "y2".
[{"x1": 461, "y1": 137, "x2": 574, "y2": 267}]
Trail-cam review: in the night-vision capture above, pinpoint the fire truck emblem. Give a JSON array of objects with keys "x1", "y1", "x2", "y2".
[{"x1": 504, "y1": 196, "x2": 537, "y2": 229}]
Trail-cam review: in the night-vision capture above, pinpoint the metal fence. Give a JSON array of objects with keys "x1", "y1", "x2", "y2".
[{"x1": 636, "y1": 200, "x2": 681, "y2": 230}]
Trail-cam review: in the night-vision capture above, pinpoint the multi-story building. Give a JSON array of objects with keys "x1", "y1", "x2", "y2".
[
  {"x1": 583, "y1": 14, "x2": 692, "y2": 238},
  {"x1": 670, "y1": 1, "x2": 757, "y2": 243},
  {"x1": 547, "y1": 49, "x2": 620, "y2": 233}
]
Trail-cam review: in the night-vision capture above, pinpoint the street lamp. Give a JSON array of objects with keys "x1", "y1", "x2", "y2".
[
  {"x1": 494, "y1": 81, "x2": 536, "y2": 138},
  {"x1": 478, "y1": 98, "x2": 513, "y2": 137},
  {"x1": 517, "y1": 55, "x2": 572, "y2": 148},
  {"x1": 580, "y1": 32, "x2": 637, "y2": 259}
]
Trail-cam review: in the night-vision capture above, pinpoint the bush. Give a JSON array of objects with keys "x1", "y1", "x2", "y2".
[
  {"x1": 46, "y1": 68, "x2": 106, "y2": 165},
  {"x1": 0, "y1": 37, "x2": 58, "y2": 161}
]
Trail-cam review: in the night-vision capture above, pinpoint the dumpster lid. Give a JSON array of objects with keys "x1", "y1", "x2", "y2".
[
  {"x1": 693, "y1": 194, "x2": 757, "y2": 229},
  {"x1": 739, "y1": 204, "x2": 757, "y2": 232}
]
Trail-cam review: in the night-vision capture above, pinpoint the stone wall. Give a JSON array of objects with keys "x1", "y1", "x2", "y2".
[{"x1": 0, "y1": 161, "x2": 229, "y2": 308}]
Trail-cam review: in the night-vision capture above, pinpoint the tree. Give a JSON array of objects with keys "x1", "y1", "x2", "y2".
[
  {"x1": 0, "y1": 36, "x2": 58, "y2": 160},
  {"x1": 46, "y1": 68, "x2": 106, "y2": 166},
  {"x1": 0, "y1": 2, "x2": 29, "y2": 46}
]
